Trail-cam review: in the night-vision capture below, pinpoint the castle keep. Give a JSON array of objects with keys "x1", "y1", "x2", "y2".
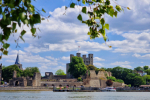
[
  {"x1": 66, "y1": 53, "x2": 93, "y2": 78},
  {"x1": 4, "y1": 53, "x2": 125, "y2": 88}
]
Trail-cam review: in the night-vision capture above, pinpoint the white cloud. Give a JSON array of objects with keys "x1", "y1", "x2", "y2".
[
  {"x1": 121, "y1": 54, "x2": 127, "y2": 56},
  {"x1": 94, "y1": 57, "x2": 105, "y2": 61},
  {"x1": 111, "y1": 61, "x2": 130, "y2": 65},
  {"x1": 94, "y1": 63, "x2": 103, "y2": 67},
  {"x1": 110, "y1": 61, "x2": 132, "y2": 68},
  {"x1": 133, "y1": 53, "x2": 150, "y2": 59},
  {"x1": 61, "y1": 56, "x2": 70, "y2": 61}
]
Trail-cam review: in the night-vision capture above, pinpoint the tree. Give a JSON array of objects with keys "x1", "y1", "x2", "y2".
[
  {"x1": 55, "y1": 69, "x2": 66, "y2": 75},
  {"x1": 68, "y1": 56, "x2": 87, "y2": 78},
  {"x1": 143, "y1": 66, "x2": 149, "y2": 71},
  {"x1": 86, "y1": 65, "x2": 96, "y2": 70},
  {"x1": 134, "y1": 66, "x2": 143, "y2": 71},
  {"x1": 0, "y1": 0, "x2": 130, "y2": 59},
  {"x1": 106, "y1": 79, "x2": 113, "y2": 86},
  {"x1": 143, "y1": 75, "x2": 150, "y2": 84},
  {"x1": 111, "y1": 66, "x2": 132, "y2": 81},
  {"x1": 2, "y1": 65, "x2": 23, "y2": 82},
  {"x1": 23, "y1": 67, "x2": 40, "y2": 77},
  {"x1": 145, "y1": 69, "x2": 150, "y2": 75},
  {"x1": 134, "y1": 76, "x2": 146, "y2": 86}
]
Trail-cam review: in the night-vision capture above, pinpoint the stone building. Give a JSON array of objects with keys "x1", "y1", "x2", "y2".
[
  {"x1": 9, "y1": 70, "x2": 41, "y2": 87},
  {"x1": 15, "y1": 53, "x2": 23, "y2": 70},
  {"x1": 66, "y1": 53, "x2": 93, "y2": 78},
  {"x1": 0, "y1": 63, "x2": 2, "y2": 85}
]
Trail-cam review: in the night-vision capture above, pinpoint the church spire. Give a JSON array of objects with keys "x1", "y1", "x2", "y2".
[{"x1": 15, "y1": 53, "x2": 20, "y2": 64}]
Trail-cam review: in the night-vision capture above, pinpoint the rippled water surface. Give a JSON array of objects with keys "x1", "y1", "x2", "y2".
[{"x1": 0, "y1": 91, "x2": 150, "y2": 100}]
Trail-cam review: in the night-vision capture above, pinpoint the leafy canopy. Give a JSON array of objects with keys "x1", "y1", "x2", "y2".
[
  {"x1": 68, "y1": 56, "x2": 87, "y2": 78},
  {"x1": 55, "y1": 69, "x2": 66, "y2": 75},
  {"x1": 23, "y1": 67, "x2": 40, "y2": 77},
  {"x1": 2, "y1": 65, "x2": 40, "y2": 82},
  {"x1": 0, "y1": 0, "x2": 130, "y2": 59},
  {"x1": 2, "y1": 65, "x2": 23, "y2": 82}
]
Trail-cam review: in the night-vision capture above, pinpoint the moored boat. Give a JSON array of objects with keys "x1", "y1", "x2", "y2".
[{"x1": 101, "y1": 87, "x2": 116, "y2": 92}]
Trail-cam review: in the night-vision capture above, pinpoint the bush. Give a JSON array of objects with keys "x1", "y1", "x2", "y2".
[
  {"x1": 116, "y1": 79, "x2": 124, "y2": 83},
  {"x1": 106, "y1": 79, "x2": 113, "y2": 86},
  {"x1": 78, "y1": 77, "x2": 82, "y2": 81},
  {"x1": 128, "y1": 84, "x2": 131, "y2": 87},
  {"x1": 107, "y1": 76, "x2": 116, "y2": 81},
  {"x1": 1, "y1": 81, "x2": 4, "y2": 84}
]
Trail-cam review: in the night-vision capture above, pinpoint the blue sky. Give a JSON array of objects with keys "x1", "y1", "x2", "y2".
[{"x1": 1, "y1": 0, "x2": 150, "y2": 76}]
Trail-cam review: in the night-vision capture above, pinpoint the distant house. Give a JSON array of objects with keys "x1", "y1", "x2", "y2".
[{"x1": 137, "y1": 71, "x2": 147, "y2": 76}]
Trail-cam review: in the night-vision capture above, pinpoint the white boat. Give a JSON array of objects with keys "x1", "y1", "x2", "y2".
[{"x1": 101, "y1": 87, "x2": 116, "y2": 92}]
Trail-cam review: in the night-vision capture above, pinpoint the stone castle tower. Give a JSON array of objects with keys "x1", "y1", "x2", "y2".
[
  {"x1": 0, "y1": 63, "x2": 2, "y2": 85},
  {"x1": 66, "y1": 53, "x2": 93, "y2": 78},
  {"x1": 15, "y1": 53, "x2": 23, "y2": 70}
]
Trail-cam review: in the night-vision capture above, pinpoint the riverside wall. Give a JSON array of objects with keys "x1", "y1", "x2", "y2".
[{"x1": 0, "y1": 87, "x2": 53, "y2": 91}]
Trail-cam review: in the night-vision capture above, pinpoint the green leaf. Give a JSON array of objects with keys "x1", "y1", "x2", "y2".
[
  {"x1": 41, "y1": 18, "x2": 45, "y2": 20},
  {"x1": 0, "y1": 6, "x2": 2, "y2": 14},
  {"x1": 19, "y1": 13, "x2": 25, "y2": 21},
  {"x1": 103, "y1": 36, "x2": 107, "y2": 41},
  {"x1": 100, "y1": 18, "x2": 105, "y2": 25},
  {"x1": 77, "y1": 14, "x2": 82, "y2": 21},
  {"x1": 32, "y1": 14, "x2": 41, "y2": 24},
  {"x1": 116, "y1": 5, "x2": 121, "y2": 12},
  {"x1": 70, "y1": 3, "x2": 75, "y2": 8},
  {"x1": 2, "y1": 12, "x2": 6, "y2": 20},
  {"x1": 87, "y1": 32, "x2": 91, "y2": 35},
  {"x1": 42, "y1": 8, "x2": 46, "y2": 13},
  {"x1": 20, "y1": 36, "x2": 25, "y2": 42},
  {"x1": 3, "y1": 50, "x2": 8, "y2": 55},
  {"x1": 105, "y1": 24, "x2": 109, "y2": 30},
  {"x1": 127, "y1": 7, "x2": 130, "y2": 10},
  {"x1": 31, "y1": 28, "x2": 36, "y2": 35},
  {"x1": 82, "y1": 0, "x2": 86, "y2": 4},
  {"x1": 3, "y1": 43, "x2": 10, "y2": 49},
  {"x1": 109, "y1": 8, "x2": 114, "y2": 17},
  {"x1": 15, "y1": 29, "x2": 17, "y2": 33},
  {"x1": 0, "y1": 34, "x2": 2, "y2": 41},
  {"x1": 12, "y1": 23, "x2": 16, "y2": 32},
  {"x1": 114, "y1": 11, "x2": 117, "y2": 17},
  {"x1": 21, "y1": 30, "x2": 26, "y2": 36},
  {"x1": 65, "y1": 6, "x2": 68, "y2": 10},
  {"x1": 82, "y1": 7, "x2": 86, "y2": 14},
  {"x1": 0, "y1": 0, "x2": 2, "y2": 4}
]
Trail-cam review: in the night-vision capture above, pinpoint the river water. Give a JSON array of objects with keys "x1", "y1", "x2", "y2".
[{"x1": 0, "y1": 91, "x2": 150, "y2": 100}]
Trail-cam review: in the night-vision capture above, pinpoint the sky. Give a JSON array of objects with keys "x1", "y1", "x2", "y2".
[{"x1": 1, "y1": 0, "x2": 150, "y2": 76}]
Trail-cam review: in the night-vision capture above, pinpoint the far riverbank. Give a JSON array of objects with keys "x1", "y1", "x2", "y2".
[{"x1": 0, "y1": 87, "x2": 53, "y2": 91}]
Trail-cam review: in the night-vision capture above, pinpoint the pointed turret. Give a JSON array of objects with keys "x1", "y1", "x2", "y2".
[
  {"x1": 15, "y1": 53, "x2": 20, "y2": 64},
  {"x1": 15, "y1": 53, "x2": 23, "y2": 70}
]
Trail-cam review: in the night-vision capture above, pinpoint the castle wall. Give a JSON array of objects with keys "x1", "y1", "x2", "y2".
[
  {"x1": 99, "y1": 79, "x2": 123, "y2": 88},
  {"x1": 40, "y1": 81, "x2": 83, "y2": 87},
  {"x1": 53, "y1": 75, "x2": 66, "y2": 79},
  {"x1": 89, "y1": 79, "x2": 100, "y2": 87},
  {"x1": 89, "y1": 70, "x2": 112, "y2": 79},
  {"x1": 33, "y1": 72, "x2": 41, "y2": 86}
]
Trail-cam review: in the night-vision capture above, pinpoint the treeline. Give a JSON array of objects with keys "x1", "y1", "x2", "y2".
[
  {"x1": 2, "y1": 65, "x2": 40, "y2": 82},
  {"x1": 86, "y1": 65, "x2": 150, "y2": 87}
]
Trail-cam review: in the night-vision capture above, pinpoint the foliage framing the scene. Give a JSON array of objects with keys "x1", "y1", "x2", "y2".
[{"x1": 0, "y1": 0, "x2": 130, "y2": 59}]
